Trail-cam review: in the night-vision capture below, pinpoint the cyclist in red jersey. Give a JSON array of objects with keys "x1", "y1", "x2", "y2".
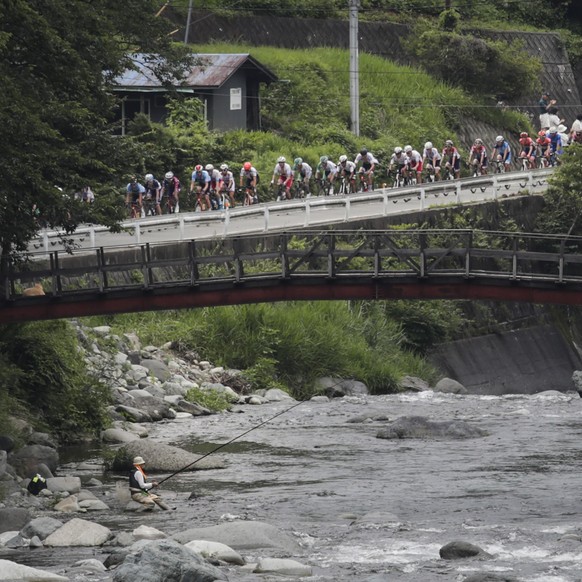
[
  {"x1": 518, "y1": 132, "x2": 536, "y2": 170},
  {"x1": 536, "y1": 131, "x2": 552, "y2": 167}
]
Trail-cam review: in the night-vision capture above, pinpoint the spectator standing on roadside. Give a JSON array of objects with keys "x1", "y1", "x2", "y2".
[
  {"x1": 570, "y1": 114, "x2": 582, "y2": 138},
  {"x1": 539, "y1": 91, "x2": 556, "y2": 130}
]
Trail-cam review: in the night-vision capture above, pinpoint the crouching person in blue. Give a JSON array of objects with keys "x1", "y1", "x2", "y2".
[{"x1": 129, "y1": 456, "x2": 170, "y2": 510}]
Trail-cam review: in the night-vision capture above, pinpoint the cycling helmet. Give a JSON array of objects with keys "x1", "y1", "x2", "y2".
[
  {"x1": 496, "y1": 135, "x2": 504, "y2": 143},
  {"x1": 445, "y1": 140, "x2": 454, "y2": 147},
  {"x1": 360, "y1": 147, "x2": 368, "y2": 156},
  {"x1": 538, "y1": 130, "x2": 546, "y2": 137},
  {"x1": 294, "y1": 157, "x2": 303, "y2": 166},
  {"x1": 165, "y1": 171, "x2": 174, "y2": 180},
  {"x1": 424, "y1": 141, "x2": 433, "y2": 149},
  {"x1": 194, "y1": 165, "x2": 202, "y2": 172},
  {"x1": 404, "y1": 145, "x2": 412, "y2": 153},
  {"x1": 243, "y1": 162, "x2": 252, "y2": 171},
  {"x1": 220, "y1": 164, "x2": 228, "y2": 171},
  {"x1": 549, "y1": 126, "x2": 558, "y2": 134},
  {"x1": 474, "y1": 139, "x2": 483, "y2": 145},
  {"x1": 144, "y1": 173, "x2": 153, "y2": 182},
  {"x1": 205, "y1": 164, "x2": 214, "y2": 171},
  {"x1": 339, "y1": 155, "x2": 348, "y2": 163},
  {"x1": 320, "y1": 155, "x2": 328, "y2": 164},
  {"x1": 277, "y1": 156, "x2": 286, "y2": 163},
  {"x1": 394, "y1": 147, "x2": 403, "y2": 154},
  {"x1": 520, "y1": 132, "x2": 528, "y2": 138}
]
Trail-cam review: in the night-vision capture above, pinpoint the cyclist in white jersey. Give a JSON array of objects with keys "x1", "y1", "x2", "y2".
[
  {"x1": 271, "y1": 156, "x2": 294, "y2": 200},
  {"x1": 354, "y1": 147, "x2": 377, "y2": 191},
  {"x1": 294, "y1": 158, "x2": 313, "y2": 197},
  {"x1": 422, "y1": 142, "x2": 442, "y2": 181},
  {"x1": 404, "y1": 145, "x2": 423, "y2": 184}
]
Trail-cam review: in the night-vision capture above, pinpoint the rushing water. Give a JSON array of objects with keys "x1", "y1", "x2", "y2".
[{"x1": 6, "y1": 389, "x2": 582, "y2": 581}]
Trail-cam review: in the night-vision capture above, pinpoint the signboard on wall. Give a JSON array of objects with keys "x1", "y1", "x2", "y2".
[{"x1": 230, "y1": 88, "x2": 242, "y2": 110}]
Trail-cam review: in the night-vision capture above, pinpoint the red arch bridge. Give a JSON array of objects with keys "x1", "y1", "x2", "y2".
[{"x1": 3, "y1": 229, "x2": 582, "y2": 324}]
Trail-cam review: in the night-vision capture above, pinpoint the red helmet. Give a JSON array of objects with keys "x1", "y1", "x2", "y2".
[
  {"x1": 195, "y1": 164, "x2": 203, "y2": 172},
  {"x1": 538, "y1": 130, "x2": 546, "y2": 137},
  {"x1": 243, "y1": 162, "x2": 252, "y2": 171}
]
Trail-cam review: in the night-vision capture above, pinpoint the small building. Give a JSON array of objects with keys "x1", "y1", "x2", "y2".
[{"x1": 112, "y1": 53, "x2": 278, "y2": 134}]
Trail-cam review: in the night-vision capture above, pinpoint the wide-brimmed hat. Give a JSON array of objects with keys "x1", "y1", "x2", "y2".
[
  {"x1": 557, "y1": 124, "x2": 568, "y2": 133},
  {"x1": 133, "y1": 456, "x2": 145, "y2": 465}
]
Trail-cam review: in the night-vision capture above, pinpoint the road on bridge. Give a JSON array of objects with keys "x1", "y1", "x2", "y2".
[{"x1": 31, "y1": 168, "x2": 552, "y2": 253}]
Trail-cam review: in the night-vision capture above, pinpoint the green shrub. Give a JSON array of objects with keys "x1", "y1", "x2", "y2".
[{"x1": 185, "y1": 386, "x2": 233, "y2": 412}]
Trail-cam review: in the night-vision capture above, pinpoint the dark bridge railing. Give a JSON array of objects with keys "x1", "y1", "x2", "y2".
[{"x1": 3, "y1": 229, "x2": 582, "y2": 323}]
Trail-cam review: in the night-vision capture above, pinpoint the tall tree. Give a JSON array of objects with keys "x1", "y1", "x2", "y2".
[{"x1": 0, "y1": 0, "x2": 191, "y2": 273}]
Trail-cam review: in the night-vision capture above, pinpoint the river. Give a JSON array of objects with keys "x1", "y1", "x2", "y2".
[{"x1": 6, "y1": 389, "x2": 582, "y2": 581}]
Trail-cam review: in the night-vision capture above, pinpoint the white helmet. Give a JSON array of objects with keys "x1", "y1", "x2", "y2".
[
  {"x1": 404, "y1": 145, "x2": 412, "y2": 153},
  {"x1": 205, "y1": 164, "x2": 214, "y2": 171},
  {"x1": 277, "y1": 156, "x2": 286, "y2": 163},
  {"x1": 165, "y1": 171, "x2": 174, "y2": 180},
  {"x1": 394, "y1": 147, "x2": 403, "y2": 154},
  {"x1": 220, "y1": 163, "x2": 228, "y2": 171},
  {"x1": 496, "y1": 135, "x2": 504, "y2": 143},
  {"x1": 424, "y1": 142, "x2": 433, "y2": 149},
  {"x1": 339, "y1": 155, "x2": 347, "y2": 163},
  {"x1": 145, "y1": 173, "x2": 153, "y2": 182}
]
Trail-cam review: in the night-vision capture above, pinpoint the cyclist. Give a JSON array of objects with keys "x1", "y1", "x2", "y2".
[
  {"x1": 547, "y1": 127, "x2": 563, "y2": 163},
  {"x1": 536, "y1": 130, "x2": 552, "y2": 167},
  {"x1": 469, "y1": 139, "x2": 488, "y2": 175},
  {"x1": 205, "y1": 163, "x2": 223, "y2": 210},
  {"x1": 354, "y1": 147, "x2": 377, "y2": 191},
  {"x1": 271, "y1": 156, "x2": 293, "y2": 200},
  {"x1": 337, "y1": 155, "x2": 357, "y2": 193},
  {"x1": 125, "y1": 176, "x2": 145, "y2": 218},
  {"x1": 240, "y1": 161, "x2": 259, "y2": 205},
  {"x1": 492, "y1": 135, "x2": 511, "y2": 173},
  {"x1": 441, "y1": 140, "x2": 461, "y2": 179},
  {"x1": 389, "y1": 147, "x2": 409, "y2": 185},
  {"x1": 293, "y1": 158, "x2": 312, "y2": 198},
  {"x1": 422, "y1": 141, "x2": 441, "y2": 181},
  {"x1": 316, "y1": 155, "x2": 338, "y2": 195},
  {"x1": 190, "y1": 164, "x2": 211, "y2": 211},
  {"x1": 218, "y1": 164, "x2": 236, "y2": 208},
  {"x1": 404, "y1": 145, "x2": 423, "y2": 184},
  {"x1": 143, "y1": 173, "x2": 162, "y2": 215},
  {"x1": 518, "y1": 132, "x2": 536, "y2": 170},
  {"x1": 161, "y1": 171, "x2": 180, "y2": 214}
]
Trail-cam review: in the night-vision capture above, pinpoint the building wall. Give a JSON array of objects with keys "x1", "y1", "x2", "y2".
[{"x1": 210, "y1": 70, "x2": 247, "y2": 131}]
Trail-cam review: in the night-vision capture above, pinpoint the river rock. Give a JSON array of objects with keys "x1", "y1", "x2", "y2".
[
  {"x1": 0, "y1": 450, "x2": 6, "y2": 478},
  {"x1": 114, "y1": 405, "x2": 153, "y2": 423},
  {"x1": 399, "y1": 375, "x2": 431, "y2": 392},
  {"x1": 263, "y1": 388, "x2": 294, "y2": 401},
  {"x1": 173, "y1": 521, "x2": 300, "y2": 551},
  {"x1": 47, "y1": 476, "x2": 81, "y2": 494},
  {"x1": 315, "y1": 376, "x2": 369, "y2": 397},
  {"x1": 20, "y1": 517, "x2": 63, "y2": 540},
  {"x1": 0, "y1": 559, "x2": 68, "y2": 581},
  {"x1": 101, "y1": 428, "x2": 140, "y2": 443},
  {"x1": 124, "y1": 389, "x2": 175, "y2": 421},
  {"x1": 78, "y1": 499, "x2": 109, "y2": 511},
  {"x1": 112, "y1": 440, "x2": 226, "y2": 472},
  {"x1": 439, "y1": 540, "x2": 492, "y2": 559},
  {"x1": 133, "y1": 525, "x2": 166, "y2": 540},
  {"x1": 0, "y1": 509, "x2": 30, "y2": 534},
  {"x1": 8, "y1": 445, "x2": 59, "y2": 477},
  {"x1": 434, "y1": 377, "x2": 468, "y2": 394},
  {"x1": 53, "y1": 496, "x2": 82, "y2": 513},
  {"x1": 463, "y1": 574, "x2": 519, "y2": 581},
  {"x1": 112, "y1": 539, "x2": 227, "y2": 582},
  {"x1": 0, "y1": 435, "x2": 16, "y2": 453},
  {"x1": 44, "y1": 518, "x2": 112, "y2": 546},
  {"x1": 70, "y1": 558, "x2": 107, "y2": 573},
  {"x1": 139, "y1": 358, "x2": 171, "y2": 381},
  {"x1": 254, "y1": 557, "x2": 312, "y2": 577},
  {"x1": 377, "y1": 416, "x2": 486, "y2": 440},
  {"x1": 184, "y1": 540, "x2": 245, "y2": 565}
]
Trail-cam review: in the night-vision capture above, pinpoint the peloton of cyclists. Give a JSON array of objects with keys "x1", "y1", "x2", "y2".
[
  {"x1": 441, "y1": 140, "x2": 461, "y2": 179},
  {"x1": 470, "y1": 139, "x2": 488, "y2": 175},
  {"x1": 421, "y1": 141, "x2": 442, "y2": 181},
  {"x1": 160, "y1": 171, "x2": 180, "y2": 214},
  {"x1": 492, "y1": 136, "x2": 512, "y2": 173},
  {"x1": 518, "y1": 132, "x2": 536, "y2": 170},
  {"x1": 294, "y1": 158, "x2": 313, "y2": 197},
  {"x1": 190, "y1": 164, "x2": 211, "y2": 211},
  {"x1": 143, "y1": 173, "x2": 162, "y2": 215},
  {"x1": 240, "y1": 161, "x2": 259, "y2": 206},
  {"x1": 354, "y1": 147, "x2": 377, "y2": 192},
  {"x1": 337, "y1": 155, "x2": 357, "y2": 193},
  {"x1": 271, "y1": 156, "x2": 294, "y2": 201}
]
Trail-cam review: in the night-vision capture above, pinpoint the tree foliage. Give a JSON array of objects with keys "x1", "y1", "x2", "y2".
[{"x1": 0, "y1": 0, "x2": 191, "y2": 266}]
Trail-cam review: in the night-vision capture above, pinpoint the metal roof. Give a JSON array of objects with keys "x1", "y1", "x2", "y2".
[{"x1": 112, "y1": 53, "x2": 277, "y2": 92}]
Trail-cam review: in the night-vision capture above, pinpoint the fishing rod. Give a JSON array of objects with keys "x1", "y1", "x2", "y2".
[{"x1": 156, "y1": 397, "x2": 309, "y2": 486}]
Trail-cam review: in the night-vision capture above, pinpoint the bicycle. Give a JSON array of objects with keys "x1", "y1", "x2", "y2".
[
  {"x1": 335, "y1": 175, "x2": 354, "y2": 196},
  {"x1": 492, "y1": 158, "x2": 506, "y2": 174},
  {"x1": 442, "y1": 163, "x2": 455, "y2": 181},
  {"x1": 292, "y1": 181, "x2": 309, "y2": 199},
  {"x1": 358, "y1": 171, "x2": 373, "y2": 193},
  {"x1": 315, "y1": 177, "x2": 333, "y2": 197},
  {"x1": 273, "y1": 181, "x2": 288, "y2": 201},
  {"x1": 142, "y1": 196, "x2": 157, "y2": 217},
  {"x1": 128, "y1": 201, "x2": 141, "y2": 219},
  {"x1": 424, "y1": 164, "x2": 437, "y2": 183}
]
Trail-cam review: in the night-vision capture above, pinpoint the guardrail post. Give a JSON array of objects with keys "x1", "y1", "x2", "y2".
[
  {"x1": 263, "y1": 207, "x2": 269, "y2": 232},
  {"x1": 456, "y1": 181, "x2": 462, "y2": 204},
  {"x1": 90, "y1": 227, "x2": 96, "y2": 249},
  {"x1": 344, "y1": 198, "x2": 351, "y2": 222},
  {"x1": 383, "y1": 192, "x2": 388, "y2": 216},
  {"x1": 281, "y1": 235, "x2": 289, "y2": 278},
  {"x1": 492, "y1": 175, "x2": 498, "y2": 200},
  {"x1": 419, "y1": 189, "x2": 425, "y2": 211},
  {"x1": 223, "y1": 207, "x2": 230, "y2": 236},
  {"x1": 304, "y1": 199, "x2": 310, "y2": 228},
  {"x1": 179, "y1": 216, "x2": 185, "y2": 240},
  {"x1": 43, "y1": 230, "x2": 49, "y2": 254},
  {"x1": 134, "y1": 223, "x2": 141, "y2": 244},
  {"x1": 233, "y1": 238, "x2": 244, "y2": 283}
]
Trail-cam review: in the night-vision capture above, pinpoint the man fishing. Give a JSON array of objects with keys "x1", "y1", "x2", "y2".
[{"x1": 129, "y1": 456, "x2": 170, "y2": 510}]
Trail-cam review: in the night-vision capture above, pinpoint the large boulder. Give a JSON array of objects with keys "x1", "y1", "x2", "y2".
[
  {"x1": 123, "y1": 389, "x2": 175, "y2": 421},
  {"x1": 0, "y1": 559, "x2": 68, "y2": 581},
  {"x1": 0, "y1": 509, "x2": 30, "y2": 534},
  {"x1": 8, "y1": 445, "x2": 58, "y2": 477},
  {"x1": 112, "y1": 539, "x2": 227, "y2": 582},
  {"x1": 184, "y1": 540, "x2": 245, "y2": 565},
  {"x1": 434, "y1": 377, "x2": 468, "y2": 394},
  {"x1": 112, "y1": 440, "x2": 226, "y2": 472},
  {"x1": 254, "y1": 557, "x2": 312, "y2": 577},
  {"x1": 315, "y1": 376, "x2": 369, "y2": 398},
  {"x1": 439, "y1": 540, "x2": 492, "y2": 560},
  {"x1": 377, "y1": 416, "x2": 486, "y2": 440},
  {"x1": 139, "y1": 359, "x2": 172, "y2": 381},
  {"x1": 20, "y1": 517, "x2": 63, "y2": 541},
  {"x1": 44, "y1": 518, "x2": 112, "y2": 547},
  {"x1": 173, "y1": 521, "x2": 300, "y2": 551}
]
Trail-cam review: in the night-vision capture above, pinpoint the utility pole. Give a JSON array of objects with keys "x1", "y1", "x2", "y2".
[
  {"x1": 349, "y1": 0, "x2": 360, "y2": 137},
  {"x1": 184, "y1": 0, "x2": 194, "y2": 44}
]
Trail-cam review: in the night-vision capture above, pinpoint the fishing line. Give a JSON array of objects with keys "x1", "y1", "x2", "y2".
[{"x1": 156, "y1": 397, "x2": 308, "y2": 485}]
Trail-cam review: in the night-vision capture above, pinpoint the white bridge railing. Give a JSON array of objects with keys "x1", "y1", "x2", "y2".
[{"x1": 32, "y1": 168, "x2": 553, "y2": 253}]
